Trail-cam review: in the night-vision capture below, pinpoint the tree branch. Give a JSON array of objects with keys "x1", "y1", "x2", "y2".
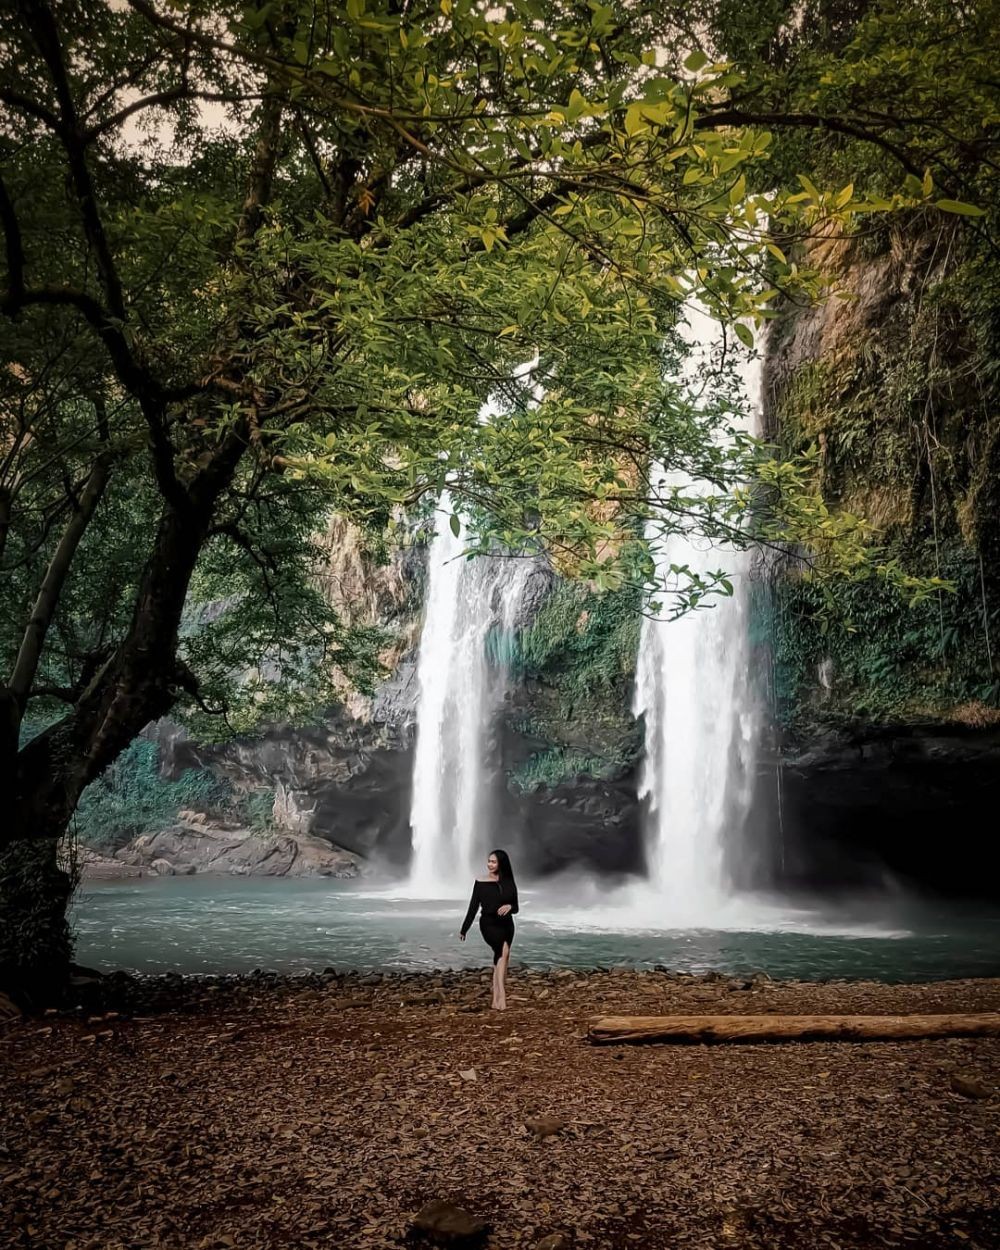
[
  {"x1": 0, "y1": 86, "x2": 63, "y2": 133},
  {"x1": 695, "y1": 109, "x2": 925, "y2": 180},
  {"x1": 236, "y1": 92, "x2": 284, "y2": 244},
  {"x1": 23, "y1": 1, "x2": 127, "y2": 320},
  {"x1": 0, "y1": 283, "x2": 162, "y2": 401},
  {"x1": 0, "y1": 170, "x2": 26, "y2": 304},
  {"x1": 82, "y1": 87, "x2": 257, "y2": 143},
  {"x1": 7, "y1": 448, "x2": 112, "y2": 709}
]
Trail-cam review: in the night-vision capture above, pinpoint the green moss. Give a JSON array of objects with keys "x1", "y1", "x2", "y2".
[
  {"x1": 509, "y1": 747, "x2": 624, "y2": 793},
  {"x1": 505, "y1": 573, "x2": 643, "y2": 788},
  {"x1": 767, "y1": 538, "x2": 1000, "y2": 729},
  {"x1": 767, "y1": 228, "x2": 1000, "y2": 729},
  {"x1": 518, "y1": 576, "x2": 642, "y2": 697}
]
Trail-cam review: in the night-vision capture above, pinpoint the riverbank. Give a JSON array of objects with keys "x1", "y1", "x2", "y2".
[{"x1": 3, "y1": 969, "x2": 999, "y2": 1249}]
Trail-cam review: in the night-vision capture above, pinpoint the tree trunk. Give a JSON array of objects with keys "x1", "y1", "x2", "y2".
[
  {"x1": 2, "y1": 427, "x2": 247, "y2": 981},
  {"x1": 0, "y1": 837, "x2": 75, "y2": 1004},
  {"x1": 587, "y1": 1013, "x2": 1000, "y2": 1044}
]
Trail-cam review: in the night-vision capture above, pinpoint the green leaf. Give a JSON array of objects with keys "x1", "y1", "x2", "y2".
[
  {"x1": 734, "y1": 322, "x2": 754, "y2": 349},
  {"x1": 796, "y1": 173, "x2": 821, "y2": 203},
  {"x1": 934, "y1": 199, "x2": 987, "y2": 216},
  {"x1": 684, "y1": 50, "x2": 708, "y2": 72},
  {"x1": 449, "y1": 513, "x2": 461, "y2": 537},
  {"x1": 624, "y1": 103, "x2": 645, "y2": 137},
  {"x1": 834, "y1": 182, "x2": 854, "y2": 209}
]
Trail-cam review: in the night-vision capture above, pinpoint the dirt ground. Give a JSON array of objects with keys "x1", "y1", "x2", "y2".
[{"x1": 2, "y1": 968, "x2": 999, "y2": 1250}]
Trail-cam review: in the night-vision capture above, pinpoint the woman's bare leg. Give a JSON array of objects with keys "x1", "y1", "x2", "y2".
[
  {"x1": 491, "y1": 961, "x2": 500, "y2": 1009},
  {"x1": 495, "y1": 942, "x2": 510, "y2": 1010}
]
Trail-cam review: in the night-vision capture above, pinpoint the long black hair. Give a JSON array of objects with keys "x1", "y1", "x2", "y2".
[{"x1": 491, "y1": 848, "x2": 515, "y2": 884}]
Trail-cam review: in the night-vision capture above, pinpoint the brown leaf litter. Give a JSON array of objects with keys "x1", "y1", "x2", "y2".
[{"x1": 1, "y1": 968, "x2": 999, "y2": 1249}]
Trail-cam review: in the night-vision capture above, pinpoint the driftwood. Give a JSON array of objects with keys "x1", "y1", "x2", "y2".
[{"x1": 588, "y1": 1013, "x2": 1000, "y2": 1045}]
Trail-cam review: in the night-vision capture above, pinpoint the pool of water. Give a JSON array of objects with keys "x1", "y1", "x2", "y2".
[{"x1": 72, "y1": 876, "x2": 1000, "y2": 981}]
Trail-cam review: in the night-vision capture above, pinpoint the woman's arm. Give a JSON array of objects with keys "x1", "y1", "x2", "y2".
[
  {"x1": 498, "y1": 883, "x2": 519, "y2": 917},
  {"x1": 460, "y1": 882, "x2": 480, "y2": 936}
]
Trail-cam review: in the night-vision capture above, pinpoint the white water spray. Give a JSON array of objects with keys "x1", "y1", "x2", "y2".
[{"x1": 632, "y1": 305, "x2": 761, "y2": 923}]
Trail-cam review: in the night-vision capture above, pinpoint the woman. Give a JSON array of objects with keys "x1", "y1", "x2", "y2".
[{"x1": 459, "y1": 849, "x2": 519, "y2": 1010}]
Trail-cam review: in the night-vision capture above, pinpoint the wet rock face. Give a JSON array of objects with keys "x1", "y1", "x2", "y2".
[
  {"x1": 152, "y1": 709, "x2": 1000, "y2": 898},
  {"x1": 155, "y1": 711, "x2": 416, "y2": 865},
  {"x1": 153, "y1": 713, "x2": 1000, "y2": 896},
  {"x1": 756, "y1": 726, "x2": 1000, "y2": 899},
  {"x1": 89, "y1": 818, "x2": 361, "y2": 879},
  {"x1": 501, "y1": 774, "x2": 644, "y2": 878}
]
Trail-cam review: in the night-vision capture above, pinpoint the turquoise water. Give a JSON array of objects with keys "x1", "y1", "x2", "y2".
[{"x1": 73, "y1": 876, "x2": 1000, "y2": 981}]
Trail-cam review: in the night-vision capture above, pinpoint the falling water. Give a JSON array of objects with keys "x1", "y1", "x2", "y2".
[
  {"x1": 407, "y1": 501, "x2": 539, "y2": 896},
  {"x1": 633, "y1": 305, "x2": 761, "y2": 922}
]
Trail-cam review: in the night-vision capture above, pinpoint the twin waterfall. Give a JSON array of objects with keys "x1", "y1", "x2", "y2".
[{"x1": 408, "y1": 311, "x2": 761, "y2": 921}]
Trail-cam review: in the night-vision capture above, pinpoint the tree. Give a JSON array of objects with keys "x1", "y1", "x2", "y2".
[{"x1": 1, "y1": 0, "x2": 991, "y2": 895}]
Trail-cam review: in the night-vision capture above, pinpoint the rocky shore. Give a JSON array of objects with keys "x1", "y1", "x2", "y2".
[
  {"x1": 78, "y1": 812, "x2": 360, "y2": 880},
  {"x1": 3, "y1": 968, "x2": 998, "y2": 1249}
]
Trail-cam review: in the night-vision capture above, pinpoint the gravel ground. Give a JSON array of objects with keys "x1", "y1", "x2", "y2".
[{"x1": 2, "y1": 968, "x2": 999, "y2": 1250}]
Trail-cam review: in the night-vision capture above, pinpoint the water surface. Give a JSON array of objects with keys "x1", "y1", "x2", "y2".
[{"x1": 73, "y1": 876, "x2": 1000, "y2": 982}]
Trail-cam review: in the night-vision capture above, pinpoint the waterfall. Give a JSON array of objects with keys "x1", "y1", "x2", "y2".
[
  {"x1": 407, "y1": 500, "x2": 538, "y2": 896},
  {"x1": 633, "y1": 305, "x2": 760, "y2": 922}
]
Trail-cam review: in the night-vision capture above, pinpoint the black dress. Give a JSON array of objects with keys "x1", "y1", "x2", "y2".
[{"x1": 461, "y1": 878, "x2": 518, "y2": 964}]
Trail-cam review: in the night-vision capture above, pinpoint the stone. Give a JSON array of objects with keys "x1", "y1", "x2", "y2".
[
  {"x1": 950, "y1": 1072, "x2": 993, "y2": 1100},
  {"x1": 525, "y1": 1115, "x2": 567, "y2": 1138},
  {"x1": 534, "y1": 1236, "x2": 572, "y2": 1250},
  {"x1": 150, "y1": 858, "x2": 175, "y2": 875},
  {"x1": 409, "y1": 1199, "x2": 488, "y2": 1245}
]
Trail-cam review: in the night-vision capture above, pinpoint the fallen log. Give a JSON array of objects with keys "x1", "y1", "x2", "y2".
[{"x1": 588, "y1": 1013, "x2": 1000, "y2": 1045}]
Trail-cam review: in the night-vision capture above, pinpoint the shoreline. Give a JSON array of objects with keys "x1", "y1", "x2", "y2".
[{"x1": 29, "y1": 965, "x2": 1000, "y2": 1020}]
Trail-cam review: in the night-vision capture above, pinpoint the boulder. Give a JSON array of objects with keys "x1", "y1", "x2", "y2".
[{"x1": 109, "y1": 822, "x2": 360, "y2": 878}]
